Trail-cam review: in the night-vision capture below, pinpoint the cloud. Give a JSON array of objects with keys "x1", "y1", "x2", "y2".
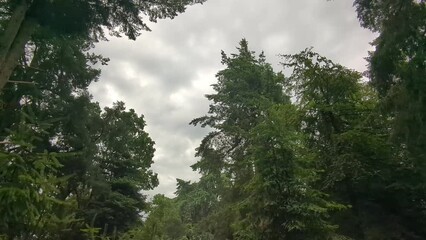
[{"x1": 88, "y1": 0, "x2": 376, "y2": 197}]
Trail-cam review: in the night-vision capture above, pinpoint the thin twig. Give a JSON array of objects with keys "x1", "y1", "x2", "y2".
[
  {"x1": 27, "y1": 66, "x2": 44, "y2": 71},
  {"x1": 8, "y1": 80, "x2": 37, "y2": 84}
]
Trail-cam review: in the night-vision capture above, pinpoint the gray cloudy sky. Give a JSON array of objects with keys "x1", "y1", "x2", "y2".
[{"x1": 89, "y1": 0, "x2": 376, "y2": 197}]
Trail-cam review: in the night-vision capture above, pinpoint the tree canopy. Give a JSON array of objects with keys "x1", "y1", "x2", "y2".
[
  {"x1": 1, "y1": 0, "x2": 426, "y2": 239},
  {"x1": 0, "y1": 0, "x2": 206, "y2": 90}
]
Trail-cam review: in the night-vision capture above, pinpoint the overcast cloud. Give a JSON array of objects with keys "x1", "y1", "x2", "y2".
[{"x1": 88, "y1": 0, "x2": 376, "y2": 197}]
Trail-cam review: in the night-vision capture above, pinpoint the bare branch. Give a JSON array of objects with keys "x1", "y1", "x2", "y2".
[{"x1": 8, "y1": 80, "x2": 37, "y2": 84}]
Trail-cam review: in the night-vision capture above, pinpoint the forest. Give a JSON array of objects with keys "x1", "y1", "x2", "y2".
[{"x1": 0, "y1": 0, "x2": 425, "y2": 239}]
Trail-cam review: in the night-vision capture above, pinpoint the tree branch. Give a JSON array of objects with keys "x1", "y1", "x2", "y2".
[{"x1": 8, "y1": 80, "x2": 37, "y2": 84}]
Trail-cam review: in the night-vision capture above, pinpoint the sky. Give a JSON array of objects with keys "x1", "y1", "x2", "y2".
[{"x1": 89, "y1": 0, "x2": 376, "y2": 197}]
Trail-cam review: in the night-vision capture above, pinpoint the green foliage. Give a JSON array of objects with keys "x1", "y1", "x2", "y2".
[
  {"x1": 0, "y1": 0, "x2": 207, "y2": 91},
  {"x1": 1, "y1": 1, "x2": 425, "y2": 239},
  {"x1": 134, "y1": 194, "x2": 186, "y2": 240},
  {"x1": 185, "y1": 40, "x2": 342, "y2": 239},
  {"x1": 0, "y1": 25, "x2": 158, "y2": 240},
  {"x1": 191, "y1": 39, "x2": 288, "y2": 190},
  {"x1": 354, "y1": 0, "x2": 426, "y2": 148},
  {"x1": 20, "y1": 0, "x2": 207, "y2": 40},
  {"x1": 1, "y1": 0, "x2": 201, "y2": 239},
  {"x1": 77, "y1": 102, "x2": 157, "y2": 236},
  {"x1": 174, "y1": 36, "x2": 426, "y2": 239},
  {"x1": 188, "y1": 39, "x2": 289, "y2": 238},
  {"x1": 0, "y1": 109, "x2": 70, "y2": 239},
  {"x1": 353, "y1": 1, "x2": 426, "y2": 238},
  {"x1": 0, "y1": 98, "x2": 157, "y2": 240},
  {"x1": 280, "y1": 49, "x2": 379, "y2": 187},
  {"x1": 236, "y1": 104, "x2": 345, "y2": 239}
]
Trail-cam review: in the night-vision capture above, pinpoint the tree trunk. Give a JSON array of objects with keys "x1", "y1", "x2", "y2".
[
  {"x1": 0, "y1": 0, "x2": 29, "y2": 66},
  {"x1": 0, "y1": 17, "x2": 38, "y2": 91}
]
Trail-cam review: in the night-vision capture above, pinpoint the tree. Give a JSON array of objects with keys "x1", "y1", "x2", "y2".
[
  {"x1": 83, "y1": 101, "x2": 158, "y2": 236},
  {"x1": 0, "y1": 109, "x2": 66, "y2": 240},
  {"x1": 0, "y1": 30, "x2": 106, "y2": 239},
  {"x1": 0, "y1": 0, "x2": 207, "y2": 91},
  {"x1": 0, "y1": 30, "x2": 158, "y2": 239},
  {"x1": 191, "y1": 38, "x2": 288, "y2": 193},
  {"x1": 235, "y1": 104, "x2": 343, "y2": 240},
  {"x1": 353, "y1": 0, "x2": 426, "y2": 163},
  {"x1": 188, "y1": 40, "x2": 343, "y2": 239},
  {"x1": 281, "y1": 48, "x2": 426, "y2": 239},
  {"x1": 352, "y1": 1, "x2": 426, "y2": 238},
  {"x1": 136, "y1": 194, "x2": 185, "y2": 240},
  {"x1": 189, "y1": 39, "x2": 288, "y2": 239},
  {"x1": 175, "y1": 176, "x2": 231, "y2": 239}
]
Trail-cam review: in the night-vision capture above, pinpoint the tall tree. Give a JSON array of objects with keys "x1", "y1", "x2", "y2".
[
  {"x1": 352, "y1": 1, "x2": 426, "y2": 238},
  {"x1": 353, "y1": 0, "x2": 426, "y2": 164},
  {"x1": 0, "y1": 31, "x2": 158, "y2": 239},
  {"x1": 83, "y1": 101, "x2": 158, "y2": 237},
  {"x1": 189, "y1": 40, "x2": 343, "y2": 239},
  {"x1": 135, "y1": 194, "x2": 186, "y2": 240},
  {"x1": 190, "y1": 39, "x2": 288, "y2": 238},
  {"x1": 191, "y1": 38, "x2": 288, "y2": 190},
  {"x1": 0, "y1": 33, "x2": 104, "y2": 239},
  {"x1": 175, "y1": 176, "x2": 229, "y2": 239},
  {"x1": 281, "y1": 48, "x2": 426, "y2": 239},
  {"x1": 0, "y1": 110, "x2": 65, "y2": 240},
  {"x1": 237, "y1": 104, "x2": 344, "y2": 240}
]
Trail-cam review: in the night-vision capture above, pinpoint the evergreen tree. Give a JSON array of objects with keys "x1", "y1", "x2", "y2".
[{"x1": 353, "y1": 1, "x2": 426, "y2": 238}]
